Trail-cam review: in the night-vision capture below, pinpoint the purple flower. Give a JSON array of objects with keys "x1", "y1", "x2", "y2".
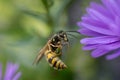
[
  {"x1": 0, "y1": 62, "x2": 21, "y2": 80},
  {"x1": 77, "y1": 0, "x2": 120, "y2": 60}
]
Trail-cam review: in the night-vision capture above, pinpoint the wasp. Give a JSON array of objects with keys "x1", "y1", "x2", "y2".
[
  {"x1": 45, "y1": 47, "x2": 67, "y2": 70},
  {"x1": 33, "y1": 30, "x2": 69, "y2": 70}
]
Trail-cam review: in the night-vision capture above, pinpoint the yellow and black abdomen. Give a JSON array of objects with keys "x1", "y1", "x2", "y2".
[{"x1": 45, "y1": 51, "x2": 67, "y2": 70}]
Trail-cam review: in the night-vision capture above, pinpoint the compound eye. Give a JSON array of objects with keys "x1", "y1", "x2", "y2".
[
  {"x1": 64, "y1": 34, "x2": 66, "y2": 37},
  {"x1": 64, "y1": 35, "x2": 68, "y2": 41},
  {"x1": 52, "y1": 38, "x2": 55, "y2": 41}
]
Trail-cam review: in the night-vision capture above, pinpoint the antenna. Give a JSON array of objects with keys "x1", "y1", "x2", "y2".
[{"x1": 66, "y1": 31, "x2": 80, "y2": 34}]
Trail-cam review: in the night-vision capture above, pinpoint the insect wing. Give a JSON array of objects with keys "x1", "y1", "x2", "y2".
[{"x1": 33, "y1": 44, "x2": 48, "y2": 65}]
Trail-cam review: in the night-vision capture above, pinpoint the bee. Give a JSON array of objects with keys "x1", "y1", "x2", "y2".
[{"x1": 33, "y1": 30, "x2": 69, "y2": 70}]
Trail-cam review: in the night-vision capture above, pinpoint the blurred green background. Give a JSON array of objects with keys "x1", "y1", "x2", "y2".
[{"x1": 0, "y1": 0, "x2": 119, "y2": 80}]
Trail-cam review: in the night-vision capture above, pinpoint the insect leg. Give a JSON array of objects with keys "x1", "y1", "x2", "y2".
[{"x1": 54, "y1": 47, "x2": 62, "y2": 57}]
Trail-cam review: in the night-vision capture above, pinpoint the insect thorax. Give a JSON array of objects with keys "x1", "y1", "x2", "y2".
[{"x1": 50, "y1": 31, "x2": 68, "y2": 45}]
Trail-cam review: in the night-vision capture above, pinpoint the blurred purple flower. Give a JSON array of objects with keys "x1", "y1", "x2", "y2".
[
  {"x1": 77, "y1": 0, "x2": 120, "y2": 60},
  {"x1": 0, "y1": 62, "x2": 21, "y2": 80}
]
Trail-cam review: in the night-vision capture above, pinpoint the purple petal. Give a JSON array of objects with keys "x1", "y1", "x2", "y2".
[
  {"x1": 104, "y1": 0, "x2": 120, "y2": 17},
  {"x1": 116, "y1": 0, "x2": 120, "y2": 4},
  {"x1": 108, "y1": 22, "x2": 120, "y2": 35},
  {"x1": 80, "y1": 36, "x2": 119, "y2": 44},
  {"x1": 0, "y1": 63, "x2": 2, "y2": 80},
  {"x1": 78, "y1": 28, "x2": 104, "y2": 36},
  {"x1": 86, "y1": 8, "x2": 98, "y2": 20},
  {"x1": 4, "y1": 62, "x2": 13, "y2": 80},
  {"x1": 106, "y1": 50, "x2": 120, "y2": 60},
  {"x1": 80, "y1": 22, "x2": 116, "y2": 36},
  {"x1": 114, "y1": 16, "x2": 120, "y2": 35},
  {"x1": 91, "y1": 41, "x2": 120, "y2": 58},
  {"x1": 86, "y1": 8, "x2": 113, "y2": 24},
  {"x1": 4, "y1": 62, "x2": 19, "y2": 80},
  {"x1": 101, "y1": 0, "x2": 117, "y2": 17},
  {"x1": 81, "y1": 16, "x2": 120, "y2": 35},
  {"x1": 102, "y1": 41, "x2": 120, "y2": 50},
  {"x1": 89, "y1": 2, "x2": 114, "y2": 19},
  {"x1": 13, "y1": 72, "x2": 21, "y2": 80},
  {"x1": 82, "y1": 44, "x2": 99, "y2": 50},
  {"x1": 78, "y1": 0, "x2": 120, "y2": 60},
  {"x1": 115, "y1": 16, "x2": 120, "y2": 29},
  {"x1": 77, "y1": 22, "x2": 82, "y2": 28},
  {"x1": 11, "y1": 64, "x2": 19, "y2": 78},
  {"x1": 83, "y1": 40, "x2": 120, "y2": 51},
  {"x1": 110, "y1": 0, "x2": 120, "y2": 17},
  {"x1": 91, "y1": 47, "x2": 110, "y2": 58},
  {"x1": 101, "y1": 0, "x2": 113, "y2": 16},
  {"x1": 81, "y1": 16, "x2": 108, "y2": 29}
]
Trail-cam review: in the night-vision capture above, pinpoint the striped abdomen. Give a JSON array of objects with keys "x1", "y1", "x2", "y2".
[{"x1": 45, "y1": 51, "x2": 67, "y2": 70}]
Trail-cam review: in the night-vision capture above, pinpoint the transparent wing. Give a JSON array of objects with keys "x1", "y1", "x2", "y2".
[{"x1": 33, "y1": 44, "x2": 48, "y2": 65}]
